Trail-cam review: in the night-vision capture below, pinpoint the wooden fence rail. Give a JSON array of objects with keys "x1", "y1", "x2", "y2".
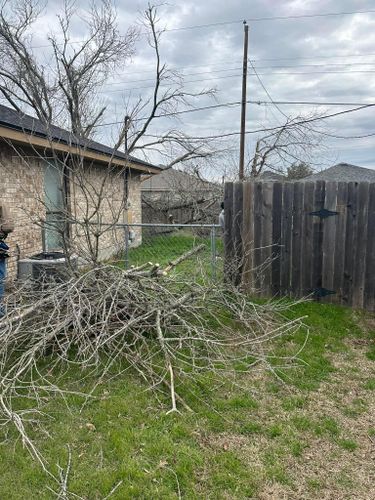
[{"x1": 224, "y1": 180, "x2": 375, "y2": 311}]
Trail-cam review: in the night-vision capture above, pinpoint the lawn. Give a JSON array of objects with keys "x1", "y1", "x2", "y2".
[
  {"x1": 119, "y1": 229, "x2": 223, "y2": 280},
  {"x1": 0, "y1": 236, "x2": 374, "y2": 499}
]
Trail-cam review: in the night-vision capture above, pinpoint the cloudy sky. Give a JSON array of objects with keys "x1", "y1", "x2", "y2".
[{"x1": 17, "y1": 1, "x2": 375, "y2": 174}]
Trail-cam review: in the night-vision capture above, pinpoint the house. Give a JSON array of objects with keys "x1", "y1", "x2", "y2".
[
  {"x1": 257, "y1": 170, "x2": 285, "y2": 181},
  {"x1": 0, "y1": 104, "x2": 161, "y2": 278},
  {"x1": 141, "y1": 168, "x2": 222, "y2": 225},
  {"x1": 301, "y1": 162, "x2": 375, "y2": 182}
]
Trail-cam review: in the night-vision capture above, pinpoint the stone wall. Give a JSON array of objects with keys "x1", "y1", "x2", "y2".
[{"x1": 0, "y1": 141, "x2": 143, "y2": 280}]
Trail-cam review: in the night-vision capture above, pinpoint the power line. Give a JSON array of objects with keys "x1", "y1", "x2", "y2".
[
  {"x1": 99, "y1": 70, "x2": 375, "y2": 93},
  {"x1": 99, "y1": 53, "x2": 375, "y2": 79},
  {"x1": 139, "y1": 104, "x2": 375, "y2": 141},
  {"x1": 166, "y1": 9, "x2": 375, "y2": 31},
  {"x1": 94, "y1": 100, "x2": 375, "y2": 128},
  {"x1": 229, "y1": 104, "x2": 375, "y2": 138},
  {"x1": 28, "y1": 9, "x2": 375, "y2": 49},
  {"x1": 248, "y1": 60, "x2": 288, "y2": 120},
  {"x1": 89, "y1": 53, "x2": 375, "y2": 78},
  {"x1": 102, "y1": 62, "x2": 375, "y2": 88},
  {"x1": 258, "y1": 100, "x2": 375, "y2": 106},
  {"x1": 251, "y1": 52, "x2": 375, "y2": 62},
  {"x1": 309, "y1": 129, "x2": 375, "y2": 140},
  {"x1": 253, "y1": 62, "x2": 375, "y2": 69}
]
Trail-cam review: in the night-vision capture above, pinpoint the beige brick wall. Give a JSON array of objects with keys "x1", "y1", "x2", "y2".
[
  {"x1": 0, "y1": 142, "x2": 44, "y2": 278},
  {"x1": 69, "y1": 164, "x2": 142, "y2": 262},
  {"x1": 0, "y1": 141, "x2": 142, "y2": 279}
]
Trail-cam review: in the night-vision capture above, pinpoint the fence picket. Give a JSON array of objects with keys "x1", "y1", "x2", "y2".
[
  {"x1": 261, "y1": 182, "x2": 274, "y2": 296},
  {"x1": 224, "y1": 182, "x2": 234, "y2": 282},
  {"x1": 352, "y1": 182, "x2": 370, "y2": 309},
  {"x1": 343, "y1": 182, "x2": 358, "y2": 306},
  {"x1": 242, "y1": 182, "x2": 254, "y2": 289},
  {"x1": 291, "y1": 182, "x2": 304, "y2": 297},
  {"x1": 233, "y1": 182, "x2": 244, "y2": 286},
  {"x1": 322, "y1": 182, "x2": 338, "y2": 303},
  {"x1": 332, "y1": 182, "x2": 348, "y2": 305},
  {"x1": 271, "y1": 182, "x2": 282, "y2": 296},
  {"x1": 253, "y1": 182, "x2": 263, "y2": 293},
  {"x1": 364, "y1": 183, "x2": 375, "y2": 311},
  {"x1": 301, "y1": 182, "x2": 315, "y2": 297},
  {"x1": 311, "y1": 181, "x2": 326, "y2": 294},
  {"x1": 280, "y1": 183, "x2": 293, "y2": 296}
]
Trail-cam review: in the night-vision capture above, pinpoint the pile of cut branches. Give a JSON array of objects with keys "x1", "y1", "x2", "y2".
[{"x1": 0, "y1": 249, "x2": 307, "y2": 473}]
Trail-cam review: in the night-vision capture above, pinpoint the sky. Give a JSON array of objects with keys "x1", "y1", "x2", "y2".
[{"x1": 8, "y1": 0, "x2": 375, "y2": 175}]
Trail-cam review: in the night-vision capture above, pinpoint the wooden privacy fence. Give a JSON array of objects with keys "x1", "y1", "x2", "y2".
[{"x1": 224, "y1": 180, "x2": 375, "y2": 311}]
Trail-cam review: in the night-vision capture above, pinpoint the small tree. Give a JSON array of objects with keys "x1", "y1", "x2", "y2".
[{"x1": 287, "y1": 162, "x2": 314, "y2": 180}]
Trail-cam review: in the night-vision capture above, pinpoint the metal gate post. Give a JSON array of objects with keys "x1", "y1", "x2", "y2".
[
  {"x1": 210, "y1": 225, "x2": 216, "y2": 281},
  {"x1": 124, "y1": 224, "x2": 129, "y2": 270}
]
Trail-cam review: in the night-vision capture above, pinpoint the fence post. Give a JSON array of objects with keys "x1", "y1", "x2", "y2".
[
  {"x1": 210, "y1": 225, "x2": 216, "y2": 281},
  {"x1": 124, "y1": 224, "x2": 129, "y2": 270}
]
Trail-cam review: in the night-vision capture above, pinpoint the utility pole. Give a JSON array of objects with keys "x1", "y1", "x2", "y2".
[{"x1": 239, "y1": 21, "x2": 249, "y2": 181}]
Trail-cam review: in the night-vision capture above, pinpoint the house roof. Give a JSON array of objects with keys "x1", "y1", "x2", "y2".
[
  {"x1": 0, "y1": 104, "x2": 161, "y2": 173},
  {"x1": 302, "y1": 163, "x2": 375, "y2": 182},
  {"x1": 141, "y1": 168, "x2": 216, "y2": 192},
  {"x1": 258, "y1": 170, "x2": 285, "y2": 181}
]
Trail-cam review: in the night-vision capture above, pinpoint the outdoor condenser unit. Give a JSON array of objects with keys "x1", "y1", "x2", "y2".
[{"x1": 18, "y1": 252, "x2": 77, "y2": 282}]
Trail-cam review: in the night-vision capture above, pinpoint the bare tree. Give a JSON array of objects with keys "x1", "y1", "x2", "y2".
[
  {"x1": 0, "y1": 0, "x2": 223, "y2": 267},
  {"x1": 124, "y1": 4, "x2": 219, "y2": 168},
  {"x1": 247, "y1": 114, "x2": 324, "y2": 178}
]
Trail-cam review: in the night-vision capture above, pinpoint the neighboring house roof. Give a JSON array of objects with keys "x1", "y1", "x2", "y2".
[
  {"x1": 257, "y1": 170, "x2": 285, "y2": 181},
  {"x1": 0, "y1": 104, "x2": 161, "y2": 174},
  {"x1": 302, "y1": 163, "x2": 375, "y2": 182},
  {"x1": 141, "y1": 168, "x2": 216, "y2": 192}
]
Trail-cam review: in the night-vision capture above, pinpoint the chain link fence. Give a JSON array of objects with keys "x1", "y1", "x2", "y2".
[
  {"x1": 121, "y1": 223, "x2": 223, "y2": 281},
  {"x1": 22, "y1": 221, "x2": 224, "y2": 283}
]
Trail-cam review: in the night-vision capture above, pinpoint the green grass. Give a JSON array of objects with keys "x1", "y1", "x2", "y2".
[
  {"x1": 366, "y1": 345, "x2": 375, "y2": 360},
  {"x1": 0, "y1": 235, "x2": 374, "y2": 498},
  {"x1": 363, "y1": 377, "x2": 375, "y2": 390},
  {"x1": 337, "y1": 439, "x2": 358, "y2": 451},
  {"x1": 129, "y1": 231, "x2": 204, "y2": 266},
  {"x1": 120, "y1": 230, "x2": 223, "y2": 282}
]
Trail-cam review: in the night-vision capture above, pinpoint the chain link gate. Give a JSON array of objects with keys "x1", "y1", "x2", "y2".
[{"x1": 123, "y1": 223, "x2": 222, "y2": 281}]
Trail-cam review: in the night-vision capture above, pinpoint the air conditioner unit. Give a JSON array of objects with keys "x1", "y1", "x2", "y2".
[{"x1": 18, "y1": 252, "x2": 77, "y2": 282}]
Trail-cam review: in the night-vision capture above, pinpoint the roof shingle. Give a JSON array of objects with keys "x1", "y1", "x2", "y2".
[
  {"x1": 302, "y1": 163, "x2": 375, "y2": 182},
  {"x1": 0, "y1": 104, "x2": 159, "y2": 170}
]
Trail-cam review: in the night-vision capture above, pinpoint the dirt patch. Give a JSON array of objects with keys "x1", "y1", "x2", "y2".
[
  {"x1": 352, "y1": 311, "x2": 375, "y2": 335},
  {"x1": 200, "y1": 338, "x2": 375, "y2": 499}
]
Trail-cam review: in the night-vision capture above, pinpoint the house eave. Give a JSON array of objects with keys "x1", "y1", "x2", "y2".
[{"x1": 0, "y1": 125, "x2": 161, "y2": 175}]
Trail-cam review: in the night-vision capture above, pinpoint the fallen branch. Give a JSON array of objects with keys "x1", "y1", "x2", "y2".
[{"x1": 162, "y1": 243, "x2": 206, "y2": 274}]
